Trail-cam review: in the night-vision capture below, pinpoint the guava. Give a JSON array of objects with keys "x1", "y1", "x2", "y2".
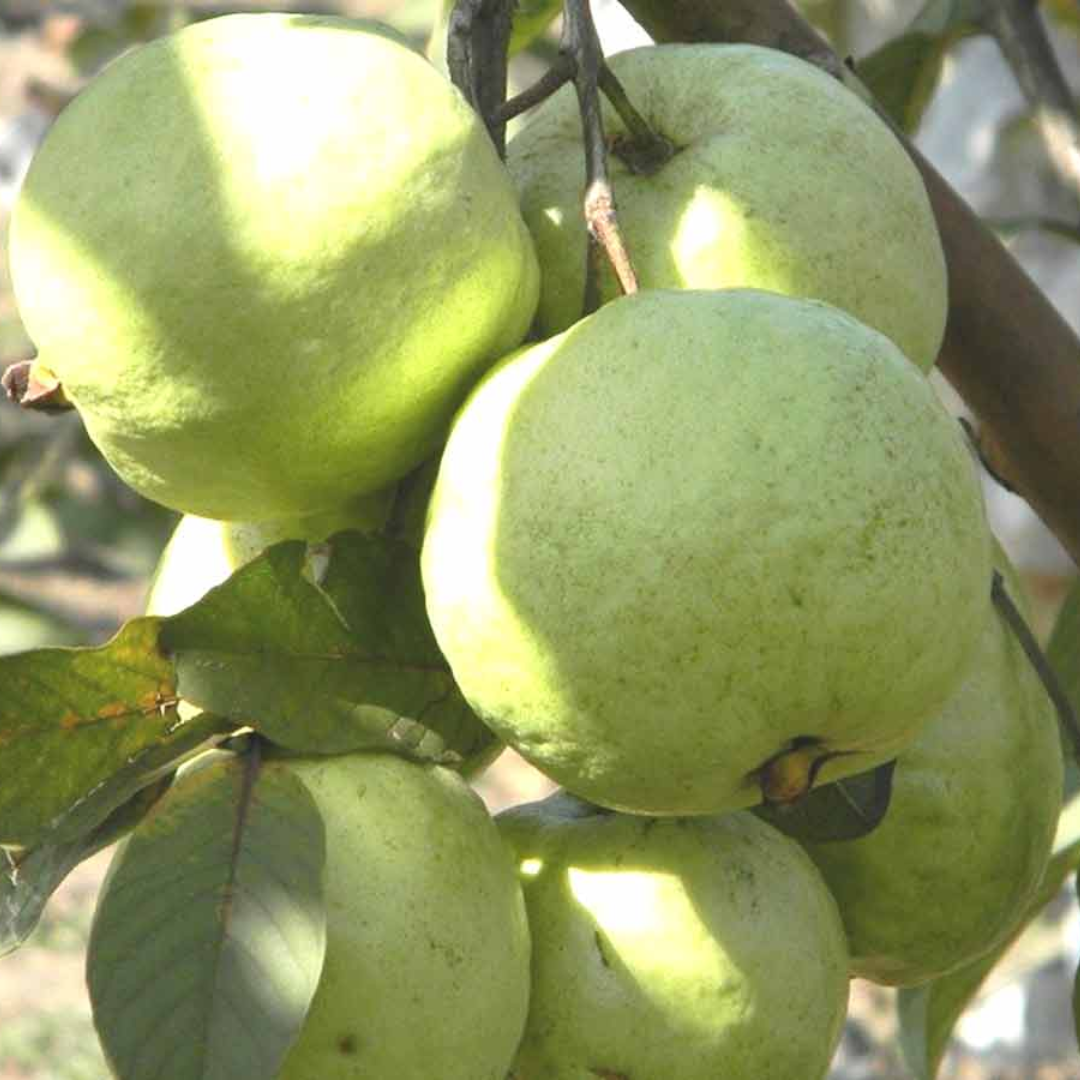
[
  {"x1": 145, "y1": 492, "x2": 393, "y2": 618},
  {"x1": 9, "y1": 12, "x2": 539, "y2": 521},
  {"x1": 421, "y1": 289, "x2": 993, "y2": 815},
  {"x1": 507, "y1": 43, "x2": 946, "y2": 369},
  {"x1": 274, "y1": 752, "x2": 531, "y2": 1079},
  {"x1": 497, "y1": 793, "x2": 850, "y2": 1080},
  {"x1": 798, "y1": 545, "x2": 1063, "y2": 986}
]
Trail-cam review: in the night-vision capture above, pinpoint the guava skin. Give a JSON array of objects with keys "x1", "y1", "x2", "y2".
[
  {"x1": 508, "y1": 43, "x2": 947, "y2": 370},
  {"x1": 422, "y1": 289, "x2": 993, "y2": 815},
  {"x1": 144, "y1": 493, "x2": 393, "y2": 618},
  {"x1": 498, "y1": 797, "x2": 850, "y2": 1080},
  {"x1": 9, "y1": 13, "x2": 539, "y2": 521},
  {"x1": 276, "y1": 753, "x2": 531, "y2": 1080},
  {"x1": 799, "y1": 548, "x2": 1063, "y2": 987}
]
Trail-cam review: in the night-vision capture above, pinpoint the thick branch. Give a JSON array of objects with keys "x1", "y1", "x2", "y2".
[
  {"x1": 982, "y1": 0, "x2": 1080, "y2": 207},
  {"x1": 620, "y1": 0, "x2": 1080, "y2": 568}
]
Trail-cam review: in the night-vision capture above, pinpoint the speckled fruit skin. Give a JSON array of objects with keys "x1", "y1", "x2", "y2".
[
  {"x1": 421, "y1": 289, "x2": 993, "y2": 815},
  {"x1": 799, "y1": 546, "x2": 1063, "y2": 987},
  {"x1": 507, "y1": 43, "x2": 946, "y2": 370},
  {"x1": 498, "y1": 795, "x2": 849, "y2": 1080},
  {"x1": 9, "y1": 13, "x2": 538, "y2": 521},
  {"x1": 275, "y1": 753, "x2": 530, "y2": 1080}
]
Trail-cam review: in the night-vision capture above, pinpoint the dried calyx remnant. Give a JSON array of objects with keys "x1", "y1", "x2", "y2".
[{"x1": 1, "y1": 358, "x2": 71, "y2": 413}]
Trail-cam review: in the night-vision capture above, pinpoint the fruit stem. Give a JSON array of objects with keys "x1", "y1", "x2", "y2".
[
  {"x1": 599, "y1": 66, "x2": 676, "y2": 175},
  {"x1": 560, "y1": 0, "x2": 639, "y2": 310},
  {"x1": 992, "y1": 569, "x2": 1080, "y2": 761}
]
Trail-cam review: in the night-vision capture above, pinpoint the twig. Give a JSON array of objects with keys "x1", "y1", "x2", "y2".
[
  {"x1": 561, "y1": 0, "x2": 639, "y2": 306},
  {"x1": 992, "y1": 570, "x2": 1080, "y2": 762},
  {"x1": 981, "y1": 0, "x2": 1080, "y2": 210},
  {"x1": 618, "y1": 0, "x2": 1080, "y2": 570},
  {"x1": 447, "y1": 0, "x2": 513, "y2": 154}
]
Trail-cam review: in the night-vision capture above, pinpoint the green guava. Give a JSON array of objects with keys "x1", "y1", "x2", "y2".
[
  {"x1": 9, "y1": 12, "x2": 539, "y2": 521},
  {"x1": 274, "y1": 752, "x2": 531, "y2": 1079},
  {"x1": 507, "y1": 43, "x2": 946, "y2": 369},
  {"x1": 421, "y1": 289, "x2": 993, "y2": 815},
  {"x1": 798, "y1": 545, "x2": 1063, "y2": 986},
  {"x1": 498, "y1": 793, "x2": 850, "y2": 1080},
  {"x1": 145, "y1": 493, "x2": 393, "y2": 618}
]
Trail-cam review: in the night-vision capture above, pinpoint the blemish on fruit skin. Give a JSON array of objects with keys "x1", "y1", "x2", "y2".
[
  {"x1": 336, "y1": 1033, "x2": 358, "y2": 1054},
  {"x1": 594, "y1": 930, "x2": 611, "y2": 968}
]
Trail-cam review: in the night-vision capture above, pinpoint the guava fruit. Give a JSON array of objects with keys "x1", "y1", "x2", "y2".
[
  {"x1": 145, "y1": 493, "x2": 393, "y2": 618},
  {"x1": 275, "y1": 752, "x2": 531, "y2": 1079},
  {"x1": 9, "y1": 12, "x2": 539, "y2": 521},
  {"x1": 798, "y1": 546, "x2": 1063, "y2": 986},
  {"x1": 498, "y1": 793, "x2": 849, "y2": 1080},
  {"x1": 421, "y1": 289, "x2": 993, "y2": 815},
  {"x1": 507, "y1": 43, "x2": 946, "y2": 369}
]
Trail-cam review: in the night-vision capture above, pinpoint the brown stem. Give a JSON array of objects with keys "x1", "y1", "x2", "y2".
[
  {"x1": 562, "y1": 0, "x2": 639, "y2": 305},
  {"x1": 447, "y1": 0, "x2": 513, "y2": 154},
  {"x1": 619, "y1": 0, "x2": 1080, "y2": 570},
  {"x1": 992, "y1": 570, "x2": 1080, "y2": 763},
  {"x1": 981, "y1": 0, "x2": 1080, "y2": 208}
]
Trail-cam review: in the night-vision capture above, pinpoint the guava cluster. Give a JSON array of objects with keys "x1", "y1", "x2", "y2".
[{"x1": 11, "y1": 13, "x2": 1062, "y2": 1080}]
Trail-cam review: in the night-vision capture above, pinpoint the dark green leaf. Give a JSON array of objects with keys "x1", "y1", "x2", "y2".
[
  {"x1": 1048, "y1": 578, "x2": 1080, "y2": 799},
  {"x1": 0, "y1": 619, "x2": 229, "y2": 848},
  {"x1": 753, "y1": 760, "x2": 896, "y2": 843},
  {"x1": 898, "y1": 829, "x2": 1080, "y2": 1078},
  {"x1": 87, "y1": 751, "x2": 327, "y2": 1080},
  {"x1": 160, "y1": 533, "x2": 497, "y2": 767},
  {"x1": 1, "y1": 776, "x2": 172, "y2": 957}
]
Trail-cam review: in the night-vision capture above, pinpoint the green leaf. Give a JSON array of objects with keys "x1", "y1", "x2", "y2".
[
  {"x1": 754, "y1": 760, "x2": 896, "y2": 843},
  {"x1": 0, "y1": 619, "x2": 229, "y2": 848},
  {"x1": 897, "y1": 824, "x2": 1080, "y2": 1078},
  {"x1": 1, "y1": 776, "x2": 171, "y2": 957},
  {"x1": 87, "y1": 751, "x2": 327, "y2": 1080},
  {"x1": 1048, "y1": 577, "x2": 1080, "y2": 799},
  {"x1": 857, "y1": 0, "x2": 984, "y2": 133},
  {"x1": 160, "y1": 532, "x2": 497, "y2": 767},
  {"x1": 510, "y1": 0, "x2": 563, "y2": 54}
]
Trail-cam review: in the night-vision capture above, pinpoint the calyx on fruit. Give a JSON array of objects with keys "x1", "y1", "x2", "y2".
[
  {"x1": 10, "y1": 12, "x2": 538, "y2": 521},
  {"x1": 798, "y1": 544, "x2": 1064, "y2": 986},
  {"x1": 421, "y1": 289, "x2": 993, "y2": 815},
  {"x1": 498, "y1": 792, "x2": 849, "y2": 1080},
  {"x1": 508, "y1": 42, "x2": 947, "y2": 369},
  {"x1": 275, "y1": 753, "x2": 531, "y2": 1079}
]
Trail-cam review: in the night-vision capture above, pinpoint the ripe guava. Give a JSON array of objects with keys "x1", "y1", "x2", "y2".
[
  {"x1": 507, "y1": 43, "x2": 946, "y2": 369},
  {"x1": 498, "y1": 793, "x2": 849, "y2": 1080},
  {"x1": 275, "y1": 752, "x2": 531, "y2": 1079},
  {"x1": 421, "y1": 289, "x2": 993, "y2": 815},
  {"x1": 9, "y1": 13, "x2": 539, "y2": 521},
  {"x1": 145, "y1": 493, "x2": 393, "y2": 618},
  {"x1": 798, "y1": 546, "x2": 1063, "y2": 986}
]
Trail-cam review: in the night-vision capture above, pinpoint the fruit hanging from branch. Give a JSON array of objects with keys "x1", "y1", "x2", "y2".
[
  {"x1": 422, "y1": 288, "x2": 994, "y2": 816},
  {"x1": 7, "y1": 12, "x2": 539, "y2": 522}
]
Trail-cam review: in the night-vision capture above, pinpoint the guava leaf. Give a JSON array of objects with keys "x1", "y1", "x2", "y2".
[
  {"x1": 857, "y1": 0, "x2": 983, "y2": 133},
  {"x1": 87, "y1": 750, "x2": 327, "y2": 1080},
  {"x1": 0, "y1": 775, "x2": 171, "y2": 957},
  {"x1": 1048, "y1": 577, "x2": 1080, "y2": 799},
  {"x1": 160, "y1": 532, "x2": 497, "y2": 767},
  {"x1": 897, "y1": 813, "x2": 1080, "y2": 1078},
  {"x1": 0, "y1": 619, "x2": 230, "y2": 848},
  {"x1": 753, "y1": 760, "x2": 896, "y2": 843}
]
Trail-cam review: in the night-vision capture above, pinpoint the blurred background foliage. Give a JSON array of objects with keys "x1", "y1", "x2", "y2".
[{"x1": 0, "y1": 1, "x2": 1078, "y2": 1078}]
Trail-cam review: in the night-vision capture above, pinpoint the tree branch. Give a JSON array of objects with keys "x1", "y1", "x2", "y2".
[
  {"x1": 981, "y1": 0, "x2": 1080, "y2": 208},
  {"x1": 620, "y1": 0, "x2": 1080, "y2": 569}
]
